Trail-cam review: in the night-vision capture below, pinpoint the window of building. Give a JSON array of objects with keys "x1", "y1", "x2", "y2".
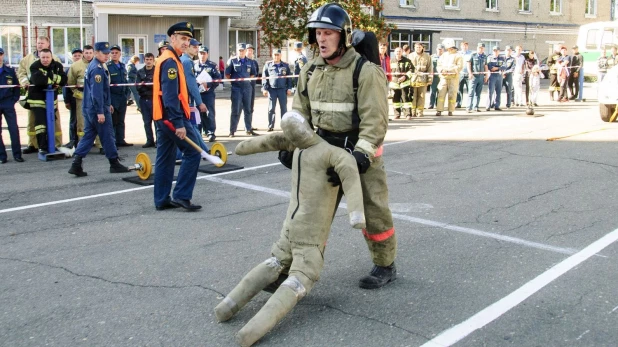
[
  {"x1": 390, "y1": 32, "x2": 410, "y2": 52},
  {"x1": 51, "y1": 27, "x2": 86, "y2": 65},
  {"x1": 413, "y1": 33, "x2": 432, "y2": 50},
  {"x1": 228, "y1": 30, "x2": 256, "y2": 58},
  {"x1": 118, "y1": 36, "x2": 147, "y2": 64},
  {"x1": 0, "y1": 26, "x2": 23, "y2": 66},
  {"x1": 445, "y1": 0, "x2": 459, "y2": 8},
  {"x1": 400, "y1": 0, "x2": 416, "y2": 7},
  {"x1": 481, "y1": 39, "x2": 502, "y2": 50},
  {"x1": 586, "y1": 0, "x2": 597, "y2": 16},
  {"x1": 486, "y1": 0, "x2": 498, "y2": 11},
  {"x1": 519, "y1": 0, "x2": 530, "y2": 12},
  {"x1": 549, "y1": 0, "x2": 562, "y2": 13}
]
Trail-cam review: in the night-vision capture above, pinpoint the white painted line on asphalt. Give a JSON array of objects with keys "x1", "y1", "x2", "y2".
[
  {"x1": 611, "y1": 305, "x2": 618, "y2": 314},
  {"x1": 576, "y1": 330, "x2": 590, "y2": 340},
  {"x1": 391, "y1": 213, "x2": 579, "y2": 255},
  {"x1": 203, "y1": 176, "x2": 578, "y2": 256},
  {"x1": 420, "y1": 227, "x2": 618, "y2": 347},
  {"x1": 0, "y1": 163, "x2": 280, "y2": 214}
]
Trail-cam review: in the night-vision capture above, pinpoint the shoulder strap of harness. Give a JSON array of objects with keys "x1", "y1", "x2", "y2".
[{"x1": 301, "y1": 56, "x2": 367, "y2": 128}]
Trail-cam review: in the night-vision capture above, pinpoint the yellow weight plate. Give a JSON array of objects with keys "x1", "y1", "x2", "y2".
[
  {"x1": 210, "y1": 142, "x2": 227, "y2": 168},
  {"x1": 135, "y1": 152, "x2": 152, "y2": 180}
]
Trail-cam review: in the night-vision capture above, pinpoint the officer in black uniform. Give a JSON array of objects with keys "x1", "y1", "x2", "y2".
[
  {"x1": 69, "y1": 42, "x2": 129, "y2": 176},
  {"x1": 107, "y1": 45, "x2": 132, "y2": 146},
  {"x1": 225, "y1": 43, "x2": 258, "y2": 137},
  {"x1": 195, "y1": 45, "x2": 221, "y2": 142},
  {"x1": 262, "y1": 49, "x2": 292, "y2": 131},
  {"x1": 246, "y1": 44, "x2": 259, "y2": 131},
  {"x1": 0, "y1": 47, "x2": 23, "y2": 163},
  {"x1": 292, "y1": 41, "x2": 307, "y2": 90},
  {"x1": 136, "y1": 52, "x2": 156, "y2": 147}
]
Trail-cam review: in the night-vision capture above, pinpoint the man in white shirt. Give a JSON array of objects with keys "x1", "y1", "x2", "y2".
[{"x1": 512, "y1": 45, "x2": 526, "y2": 107}]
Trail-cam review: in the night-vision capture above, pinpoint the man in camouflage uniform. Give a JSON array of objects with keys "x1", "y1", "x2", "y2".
[{"x1": 409, "y1": 42, "x2": 432, "y2": 117}]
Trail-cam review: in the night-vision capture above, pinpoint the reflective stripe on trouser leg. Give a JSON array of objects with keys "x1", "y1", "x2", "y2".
[
  {"x1": 392, "y1": 89, "x2": 403, "y2": 116},
  {"x1": 359, "y1": 156, "x2": 397, "y2": 267}
]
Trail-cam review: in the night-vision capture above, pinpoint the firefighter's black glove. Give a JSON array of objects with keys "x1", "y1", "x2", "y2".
[
  {"x1": 352, "y1": 151, "x2": 371, "y2": 174},
  {"x1": 278, "y1": 150, "x2": 293, "y2": 170},
  {"x1": 326, "y1": 167, "x2": 341, "y2": 187}
]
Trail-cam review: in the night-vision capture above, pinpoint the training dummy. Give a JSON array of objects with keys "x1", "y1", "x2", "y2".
[{"x1": 215, "y1": 111, "x2": 366, "y2": 346}]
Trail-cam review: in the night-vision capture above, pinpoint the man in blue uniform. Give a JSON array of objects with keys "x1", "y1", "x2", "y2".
[
  {"x1": 246, "y1": 44, "x2": 259, "y2": 129},
  {"x1": 502, "y1": 45, "x2": 516, "y2": 108},
  {"x1": 0, "y1": 47, "x2": 23, "y2": 163},
  {"x1": 262, "y1": 49, "x2": 292, "y2": 131},
  {"x1": 107, "y1": 45, "x2": 132, "y2": 146},
  {"x1": 225, "y1": 43, "x2": 258, "y2": 137},
  {"x1": 68, "y1": 42, "x2": 129, "y2": 176},
  {"x1": 292, "y1": 41, "x2": 307, "y2": 90},
  {"x1": 195, "y1": 45, "x2": 220, "y2": 142},
  {"x1": 467, "y1": 43, "x2": 489, "y2": 113},
  {"x1": 486, "y1": 46, "x2": 505, "y2": 111},
  {"x1": 153, "y1": 22, "x2": 202, "y2": 211},
  {"x1": 428, "y1": 44, "x2": 444, "y2": 109}
]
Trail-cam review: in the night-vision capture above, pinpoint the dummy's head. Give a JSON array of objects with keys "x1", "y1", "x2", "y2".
[{"x1": 281, "y1": 111, "x2": 316, "y2": 149}]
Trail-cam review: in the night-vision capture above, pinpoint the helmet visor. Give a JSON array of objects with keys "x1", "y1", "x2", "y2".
[{"x1": 307, "y1": 21, "x2": 343, "y2": 31}]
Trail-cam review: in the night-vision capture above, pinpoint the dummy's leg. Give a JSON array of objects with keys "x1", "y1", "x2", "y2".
[
  {"x1": 236, "y1": 245, "x2": 322, "y2": 347},
  {"x1": 214, "y1": 257, "x2": 284, "y2": 322}
]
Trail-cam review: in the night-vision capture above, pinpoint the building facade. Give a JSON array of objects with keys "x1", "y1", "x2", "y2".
[
  {"x1": 382, "y1": 0, "x2": 613, "y2": 59},
  {"x1": 0, "y1": 0, "x2": 94, "y2": 67}
]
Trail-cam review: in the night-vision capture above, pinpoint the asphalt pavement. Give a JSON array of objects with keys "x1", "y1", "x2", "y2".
[{"x1": 1, "y1": 81, "x2": 617, "y2": 347}]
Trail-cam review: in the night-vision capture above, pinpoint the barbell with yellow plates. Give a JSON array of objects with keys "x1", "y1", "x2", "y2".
[{"x1": 128, "y1": 142, "x2": 229, "y2": 180}]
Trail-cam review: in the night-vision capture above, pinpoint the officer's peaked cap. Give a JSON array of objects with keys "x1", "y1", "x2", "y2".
[
  {"x1": 110, "y1": 44, "x2": 121, "y2": 51},
  {"x1": 167, "y1": 22, "x2": 194, "y2": 38},
  {"x1": 294, "y1": 42, "x2": 303, "y2": 49},
  {"x1": 199, "y1": 46, "x2": 209, "y2": 53},
  {"x1": 477, "y1": 43, "x2": 485, "y2": 48},
  {"x1": 94, "y1": 42, "x2": 111, "y2": 54},
  {"x1": 237, "y1": 43, "x2": 246, "y2": 51},
  {"x1": 71, "y1": 48, "x2": 83, "y2": 54},
  {"x1": 0, "y1": 47, "x2": 4, "y2": 55},
  {"x1": 273, "y1": 49, "x2": 281, "y2": 54}
]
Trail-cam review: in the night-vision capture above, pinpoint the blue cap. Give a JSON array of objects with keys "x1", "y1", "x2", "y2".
[
  {"x1": 71, "y1": 48, "x2": 83, "y2": 54},
  {"x1": 199, "y1": 46, "x2": 209, "y2": 53},
  {"x1": 110, "y1": 44, "x2": 121, "y2": 51},
  {"x1": 477, "y1": 43, "x2": 485, "y2": 48},
  {"x1": 167, "y1": 22, "x2": 194, "y2": 38},
  {"x1": 237, "y1": 43, "x2": 246, "y2": 51},
  {"x1": 273, "y1": 49, "x2": 281, "y2": 54},
  {"x1": 94, "y1": 42, "x2": 111, "y2": 54},
  {"x1": 0, "y1": 47, "x2": 4, "y2": 54},
  {"x1": 294, "y1": 42, "x2": 303, "y2": 49},
  {"x1": 189, "y1": 38, "x2": 201, "y2": 46}
]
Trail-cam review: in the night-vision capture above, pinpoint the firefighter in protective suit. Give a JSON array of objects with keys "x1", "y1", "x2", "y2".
[
  {"x1": 409, "y1": 42, "x2": 433, "y2": 117},
  {"x1": 436, "y1": 38, "x2": 463, "y2": 116},
  {"x1": 277, "y1": 3, "x2": 397, "y2": 289},
  {"x1": 216, "y1": 111, "x2": 366, "y2": 347},
  {"x1": 389, "y1": 46, "x2": 413, "y2": 119}
]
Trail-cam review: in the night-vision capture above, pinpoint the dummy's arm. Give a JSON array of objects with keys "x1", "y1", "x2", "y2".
[
  {"x1": 332, "y1": 150, "x2": 366, "y2": 229},
  {"x1": 235, "y1": 133, "x2": 295, "y2": 155}
]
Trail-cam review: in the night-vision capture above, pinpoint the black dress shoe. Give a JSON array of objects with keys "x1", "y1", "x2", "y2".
[
  {"x1": 246, "y1": 130, "x2": 259, "y2": 136},
  {"x1": 267, "y1": 128, "x2": 274, "y2": 132},
  {"x1": 494, "y1": 108, "x2": 503, "y2": 111},
  {"x1": 14, "y1": 157, "x2": 24, "y2": 162},
  {"x1": 359, "y1": 263, "x2": 397, "y2": 289},
  {"x1": 155, "y1": 201, "x2": 180, "y2": 211},
  {"x1": 116, "y1": 142, "x2": 134, "y2": 147},
  {"x1": 229, "y1": 133, "x2": 234, "y2": 138},
  {"x1": 99, "y1": 148, "x2": 105, "y2": 155},
  {"x1": 1, "y1": 158, "x2": 7, "y2": 164},
  {"x1": 22, "y1": 146, "x2": 38, "y2": 154},
  {"x1": 170, "y1": 199, "x2": 202, "y2": 211},
  {"x1": 142, "y1": 142, "x2": 156, "y2": 148}
]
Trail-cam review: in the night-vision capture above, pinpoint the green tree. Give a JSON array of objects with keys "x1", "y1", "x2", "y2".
[{"x1": 258, "y1": 0, "x2": 395, "y2": 49}]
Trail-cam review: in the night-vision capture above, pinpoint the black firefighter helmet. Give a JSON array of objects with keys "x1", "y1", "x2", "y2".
[{"x1": 307, "y1": 3, "x2": 353, "y2": 49}]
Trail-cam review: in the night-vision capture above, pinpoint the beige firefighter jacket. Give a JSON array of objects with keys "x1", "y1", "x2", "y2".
[
  {"x1": 292, "y1": 47, "x2": 388, "y2": 160},
  {"x1": 436, "y1": 51, "x2": 463, "y2": 80},
  {"x1": 235, "y1": 113, "x2": 366, "y2": 245},
  {"x1": 67, "y1": 58, "x2": 91, "y2": 100},
  {"x1": 409, "y1": 52, "x2": 433, "y2": 87},
  {"x1": 17, "y1": 51, "x2": 61, "y2": 86}
]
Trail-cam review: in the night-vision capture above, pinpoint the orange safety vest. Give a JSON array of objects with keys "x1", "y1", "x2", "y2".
[{"x1": 153, "y1": 48, "x2": 191, "y2": 121}]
